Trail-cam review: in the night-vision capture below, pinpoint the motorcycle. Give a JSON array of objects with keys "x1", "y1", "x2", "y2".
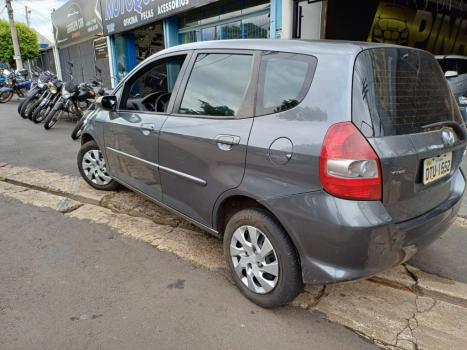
[
  {"x1": 19, "y1": 69, "x2": 55, "y2": 119},
  {"x1": 71, "y1": 66, "x2": 109, "y2": 140},
  {"x1": 0, "y1": 69, "x2": 31, "y2": 103},
  {"x1": 31, "y1": 79, "x2": 63, "y2": 123},
  {"x1": 0, "y1": 66, "x2": 9, "y2": 89},
  {"x1": 71, "y1": 85, "x2": 108, "y2": 140},
  {"x1": 17, "y1": 67, "x2": 40, "y2": 114},
  {"x1": 43, "y1": 80, "x2": 93, "y2": 130}
]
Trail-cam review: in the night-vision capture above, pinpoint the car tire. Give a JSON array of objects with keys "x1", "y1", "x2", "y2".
[
  {"x1": 223, "y1": 208, "x2": 303, "y2": 308},
  {"x1": 77, "y1": 140, "x2": 119, "y2": 191}
]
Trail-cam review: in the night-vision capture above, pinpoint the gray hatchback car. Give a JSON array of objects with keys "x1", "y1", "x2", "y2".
[{"x1": 78, "y1": 40, "x2": 466, "y2": 307}]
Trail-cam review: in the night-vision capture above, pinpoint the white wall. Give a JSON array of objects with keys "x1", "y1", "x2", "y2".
[{"x1": 281, "y1": 0, "x2": 294, "y2": 39}]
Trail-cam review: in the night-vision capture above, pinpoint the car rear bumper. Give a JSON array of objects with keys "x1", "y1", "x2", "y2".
[{"x1": 261, "y1": 169, "x2": 465, "y2": 284}]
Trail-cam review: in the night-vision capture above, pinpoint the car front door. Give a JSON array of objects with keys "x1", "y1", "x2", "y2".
[
  {"x1": 104, "y1": 53, "x2": 191, "y2": 201},
  {"x1": 159, "y1": 50, "x2": 258, "y2": 228}
]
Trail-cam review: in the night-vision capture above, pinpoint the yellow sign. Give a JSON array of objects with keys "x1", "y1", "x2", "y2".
[{"x1": 368, "y1": 2, "x2": 467, "y2": 55}]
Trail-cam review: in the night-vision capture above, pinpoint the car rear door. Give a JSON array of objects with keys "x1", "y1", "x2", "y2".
[
  {"x1": 352, "y1": 47, "x2": 466, "y2": 222},
  {"x1": 104, "y1": 52, "x2": 191, "y2": 201},
  {"x1": 158, "y1": 50, "x2": 259, "y2": 227}
]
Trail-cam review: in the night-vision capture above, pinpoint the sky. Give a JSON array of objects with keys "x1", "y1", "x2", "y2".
[{"x1": 0, "y1": 0, "x2": 67, "y2": 41}]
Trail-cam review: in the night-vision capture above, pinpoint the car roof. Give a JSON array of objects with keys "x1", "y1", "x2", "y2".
[{"x1": 160, "y1": 39, "x2": 407, "y2": 57}]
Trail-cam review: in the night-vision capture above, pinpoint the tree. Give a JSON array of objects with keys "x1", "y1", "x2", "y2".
[{"x1": 0, "y1": 20, "x2": 40, "y2": 67}]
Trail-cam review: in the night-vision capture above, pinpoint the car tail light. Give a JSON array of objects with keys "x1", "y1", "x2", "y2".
[{"x1": 319, "y1": 122, "x2": 382, "y2": 201}]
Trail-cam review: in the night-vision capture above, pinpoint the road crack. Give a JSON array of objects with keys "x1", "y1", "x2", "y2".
[{"x1": 390, "y1": 265, "x2": 438, "y2": 349}]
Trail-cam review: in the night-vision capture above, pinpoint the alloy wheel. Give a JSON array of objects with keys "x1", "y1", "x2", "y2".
[{"x1": 230, "y1": 225, "x2": 279, "y2": 294}]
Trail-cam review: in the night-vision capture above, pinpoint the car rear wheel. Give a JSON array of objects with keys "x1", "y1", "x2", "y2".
[
  {"x1": 77, "y1": 140, "x2": 119, "y2": 191},
  {"x1": 223, "y1": 208, "x2": 303, "y2": 308}
]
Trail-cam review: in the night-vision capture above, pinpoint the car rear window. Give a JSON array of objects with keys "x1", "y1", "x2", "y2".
[
  {"x1": 255, "y1": 52, "x2": 317, "y2": 116},
  {"x1": 352, "y1": 48, "x2": 462, "y2": 137}
]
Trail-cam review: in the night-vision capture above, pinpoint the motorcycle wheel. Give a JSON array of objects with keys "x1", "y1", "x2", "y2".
[
  {"x1": 24, "y1": 98, "x2": 41, "y2": 120},
  {"x1": 18, "y1": 89, "x2": 28, "y2": 98},
  {"x1": 33, "y1": 105, "x2": 51, "y2": 124},
  {"x1": 19, "y1": 95, "x2": 37, "y2": 118},
  {"x1": 44, "y1": 108, "x2": 63, "y2": 130},
  {"x1": 17, "y1": 99, "x2": 25, "y2": 114},
  {"x1": 0, "y1": 91, "x2": 13, "y2": 103},
  {"x1": 71, "y1": 118, "x2": 85, "y2": 140}
]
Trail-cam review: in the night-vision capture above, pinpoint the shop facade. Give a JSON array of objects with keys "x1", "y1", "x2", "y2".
[
  {"x1": 100, "y1": 0, "x2": 282, "y2": 86},
  {"x1": 51, "y1": 0, "x2": 112, "y2": 87},
  {"x1": 51, "y1": 0, "x2": 467, "y2": 88},
  {"x1": 287, "y1": 0, "x2": 467, "y2": 56}
]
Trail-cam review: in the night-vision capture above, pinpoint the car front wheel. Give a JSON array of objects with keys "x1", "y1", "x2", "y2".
[
  {"x1": 77, "y1": 140, "x2": 119, "y2": 191},
  {"x1": 223, "y1": 208, "x2": 303, "y2": 308}
]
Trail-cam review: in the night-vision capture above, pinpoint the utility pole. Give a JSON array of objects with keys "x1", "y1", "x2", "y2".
[
  {"x1": 5, "y1": 0, "x2": 23, "y2": 70},
  {"x1": 25, "y1": 5, "x2": 32, "y2": 76},
  {"x1": 25, "y1": 6, "x2": 31, "y2": 27}
]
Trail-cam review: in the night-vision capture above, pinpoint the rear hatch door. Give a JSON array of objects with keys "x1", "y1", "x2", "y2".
[{"x1": 352, "y1": 47, "x2": 466, "y2": 222}]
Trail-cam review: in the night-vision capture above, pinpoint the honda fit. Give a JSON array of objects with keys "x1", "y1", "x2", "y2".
[{"x1": 77, "y1": 40, "x2": 466, "y2": 308}]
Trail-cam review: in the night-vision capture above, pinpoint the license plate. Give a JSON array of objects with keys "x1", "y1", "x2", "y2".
[{"x1": 423, "y1": 152, "x2": 452, "y2": 185}]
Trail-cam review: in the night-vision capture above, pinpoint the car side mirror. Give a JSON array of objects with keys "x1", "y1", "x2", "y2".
[
  {"x1": 445, "y1": 70, "x2": 459, "y2": 78},
  {"x1": 97, "y1": 95, "x2": 117, "y2": 111}
]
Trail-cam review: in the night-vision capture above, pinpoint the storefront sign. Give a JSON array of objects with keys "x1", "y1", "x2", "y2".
[
  {"x1": 368, "y1": 2, "x2": 467, "y2": 55},
  {"x1": 52, "y1": 0, "x2": 104, "y2": 48},
  {"x1": 101, "y1": 0, "x2": 216, "y2": 35},
  {"x1": 94, "y1": 37, "x2": 109, "y2": 59}
]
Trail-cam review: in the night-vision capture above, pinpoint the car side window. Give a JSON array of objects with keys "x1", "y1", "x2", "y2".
[
  {"x1": 122, "y1": 55, "x2": 186, "y2": 113},
  {"x1": 178, "y1": 53, "x2": 253, "y2": 118},
  {"x1": 256, "y1": 52, "x2": 317, "y2": 116}
]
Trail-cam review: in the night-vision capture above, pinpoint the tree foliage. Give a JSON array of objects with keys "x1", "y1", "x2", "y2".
[{"x1": 0, "y1": 20, "x2": 40, "y2": 67}]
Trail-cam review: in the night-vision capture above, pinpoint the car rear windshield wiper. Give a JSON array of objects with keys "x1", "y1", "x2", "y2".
[{"x1": 421, "y1": 121, "x2": 466, "y2": 141}]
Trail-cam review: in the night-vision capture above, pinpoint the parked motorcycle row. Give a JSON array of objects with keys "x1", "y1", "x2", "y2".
[
  {"x1": 0, "y1": 67, "x2": 32, "y2": 103},
  {"x1": 0, "y1": 62, "x2": 109, "y2": 140}
]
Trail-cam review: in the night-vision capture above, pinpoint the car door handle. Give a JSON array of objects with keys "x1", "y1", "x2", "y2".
[
  {"x1": 215, "y1": 135, "x2": 240, "y2": 151},
  {"x1": 140, "y1": 123, "x2": 155, "y2": 135}
]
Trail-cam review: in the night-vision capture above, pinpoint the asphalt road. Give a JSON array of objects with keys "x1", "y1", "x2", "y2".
[
  {"x1": 0, "y1": 100, "x2": 466, "y2": 281},
  {"x1": 0, "y1": 196, "x2": 376, "y2": 350},
  {"x1": 0, "y1": 100, "x2": 80, "y2": 175}
]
